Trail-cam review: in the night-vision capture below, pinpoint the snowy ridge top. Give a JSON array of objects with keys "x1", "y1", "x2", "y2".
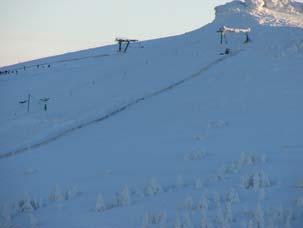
[{"x1": 215, "y1": 0, "x2": 303, "y2": 28}]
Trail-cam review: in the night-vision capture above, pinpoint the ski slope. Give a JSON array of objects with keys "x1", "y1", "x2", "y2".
[{"x1": 1, "y1": 0, "x2": 303, "y2": 227}]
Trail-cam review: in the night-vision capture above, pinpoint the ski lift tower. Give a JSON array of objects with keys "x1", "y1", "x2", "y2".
[
  {"x1": 115, "y1": 38, "x2": 138, "y2": 53},
  {"x1": 217, "y1": 26, "x2": 251, "y2": 44}
]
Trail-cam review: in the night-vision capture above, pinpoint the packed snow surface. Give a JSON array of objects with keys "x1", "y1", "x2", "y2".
[{"x1": 0, "y1": 0, "x2": 303, "y2": 227}]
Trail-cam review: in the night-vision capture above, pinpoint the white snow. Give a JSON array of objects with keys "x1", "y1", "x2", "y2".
[{"x1": 1, "y1": 0, "x2": 303, "y2": 227}]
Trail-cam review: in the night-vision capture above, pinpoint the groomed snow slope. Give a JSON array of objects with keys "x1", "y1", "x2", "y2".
[{"x1": 1, "y1": 0, "x2": 303, "y2": 227}]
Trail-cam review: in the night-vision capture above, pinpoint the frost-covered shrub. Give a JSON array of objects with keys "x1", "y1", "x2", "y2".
[
  {"x1": 226, "y1": 188, "x2": 240, "y2": 204},
  {"x1": 198, "y1": 197, "x2": 209, "y2": 215},
  {"x1": 18, "y1": 195, "x2": 41, "y2": 213},
  {"x1": 143, "y1": 212, "x2": 167, "y2": 226},
  {"x1": 131, "y1": 187, "x2": 144, "y2": 199},
  {"x1": 145, "y1": 178, "x2": 162, "y2": 196},
  {"x1": 195, "y1": 178, "x2": 204, "y2": 190},
  {"x1": 29, "y1": 213, "x2": 39, "y2": 228},
  {"x1": 141, "y1": 214, "x2": 149, "y2": 228},
  {"x1": 0, "y1": 204, "x2": 12, "y2": 228},
  {"x1": 238, "y1": 152, "x2": 267, "y2": 167},
  {"x1": 184, "y1": 150, "x2": 206, "y2": 161},
  {"x1": 18, "y1": 199, "x2": 34, "y2": 212},
  {"x1": 64, "y1": 186, "x2": 80, "y2": 200},
  {"x1": 49, "y1": 185, "x2": 80, "y2": 202},
  {"x1": 296, "y1": 180, "x2": 303, "y2": 188},
  {"x1": 258, "y1": 189, "x2": 266, "y2": 201},
  {"x1": 224, "y1": 202, "x2": 233, "y2": 223},
  {"x1": 182, "y1": 213, "x2": 193, "y2": 228},
  {"x1": 247, "y1": 219, "x2": 254, "y2": 228},
  {"x1": 183, "y1": 196, "x2": 194, "y2": 211},
  {"x1": 212, "y1": 172, "x2": 226, "y2": 181},
  {"x1": 200, "y1": 211, "x2": 211, "y2": 228},
  {"x1": 116, "y1": 186, "x2": 130, "y2": 207},
  {"x1": 295, "y1": 197, "x2": 303, "y2": 207},
  {"x1": 49, "y1": 185, "x2": 64, "y2": 201},
  {"x1": 254, "y1": 204, "x2": 264, "y2": 228},
  {"x1": 215, "y1": 205, "x2": 226, "y2": 227},
  {"x1": 208, "y1": 120, "x2": 228, "y2": 128},
  {"x1": 214, "y1": 193, "x2": 222, "y2": 209},
  {"x1": 242, "y1": 171, "x2": 271, "y2": 190},
  {"x1": 95, "y1": 194, "x2": 106, "y2": 212},
  {"x1": 173, "y1": 217, "x2": 182, "y2": 228},
  {"x1": 219, "y1": 163, "x2": 239, "y2": 176}
]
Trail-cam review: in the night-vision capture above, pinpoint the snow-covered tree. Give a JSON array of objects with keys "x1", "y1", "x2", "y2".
[
  {"x1": 49, "y1": 185, "x2": 64, "y2": 201},
  {"x1": 182, "y1": 213, "x2": 193, "y2": 228},
  {"x1": 224, "y1": 202, "x2": 233, "y2": 223},
  {"x1": 258, "y1": 188, "x2": 266, "y2": 201},
  {"x1": 183, "y1": 196, "x2": 194, "y2": 211},
  {"x1": 174, "y1": 217, "x2": 182, "y2": 228},
  {"x1": 29, "y1": 213, "x2": 39, "y2": 228},
  {"x1": 198, "y1": 194, "x2": 209, "y2": 212},
  {"x1": 0, "y1": 204, "x2": 12, "y2": 228},
  {"x1": 254, "y1": 203, "x2": 264, "y2": 228},
  {"x1": 141, "y1": 213, "x2": 149, "y2": 228},
  {"x1": 145, "y1": 178, "x2": 162, "y2": 196},
  {"x1": 116, "y1": 186, "x2": 130, "y2": 206},
  {"x1": 226, "y1": 188, "x2": 240, "y2": 204},
  {"x1": 195, "y1": 178, "x2": 204, "y2": 190},
  {"x1": 95, "y1": 194, "x2": 106, "y2": 212}
]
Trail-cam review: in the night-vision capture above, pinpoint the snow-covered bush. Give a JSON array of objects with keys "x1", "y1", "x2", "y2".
[
  {"x1": 142, "y1": 212, "x2": 167, "y2": 227},
  {"x1": 195, "y1": 178, "x2": 204, "y2": 190},
  {"x1": 215, "y1": 205, "x2": 226, "y2": 227},
  {"x1": 18, "y1": 195, "x2": 41, "y2": 213},
  {"x1": 0, "y1": 204, "x2": 12, "y2": 228},
  {"x1": 219, "y1": 163, "x2": 239, "y2": 176},
  {"x1": 258, "y1": 188, "x2": 266, "y2": 201},
  {"x1": 254, "y1": 204, "x2": 264, "y2": 228},
  {"x1": 224, "y1": 202, "x2": 233, "y2": 223},
  {"x1": 214, "y1": 193, "x2": 222, "y2": 209},
  {"x1": 116, "y1": 186, "x2": 130, "y2": 207},
  {"x1": 173, "y1": 217, "x2": 182, "y2": 228},
  {"x1": 29, "y1": 213, "x2": 39, "y2": 228},
  {"x1": 226, "y1": 188, "x2": 240, "y2": 204},
  {"x1": 145, "y1": 178, "x2": 162, "y2": 196},
  {"x1": 238, "y1": 152, "x2": 267, "y2": 167},
  {"x1": 49, "y1": 185, "x2": 64, "y2": 201},
  {"x1": 296, "y1": 180, "x2": 303, "y2": 188},
  {"x1": 182, "y1": 213, "x2": 193, "y2": 228},
  {"x1": 184, "y1": 150, "x2": 206, "y2": 161},
  {"x1": 64, "y1": 186, "x2": 80, "y2": 200},
  {"x1": 131, "y1": 187, "x2": 144, "y2": 199},
  {"x1": 295, "y1": 197, "x2": 303, "y2": 207},
  {"x1": 49, "y1": 185, "x2": 80, "y2": 202},
  {"x1": 183, "y1": 196, "x2": 194, "y2": 211},
  {"x1": 95, "y1": 194, "x2": 106, "y2": 212},
  {"x1": 197, "y1": 194, "x2": 209, "y2": 213},
  {"x1": 141, "y1": 214, "x2": 149, "y2": 228},
  {"x1": 208, "y1": 120, "x2": 228, "y2": 129},
  {"x1": 242, "y1": 171, "x2": 271, "y2": 190},
  {"x1": 200, "y1": 211, "x2": 211, "y2": 228}
]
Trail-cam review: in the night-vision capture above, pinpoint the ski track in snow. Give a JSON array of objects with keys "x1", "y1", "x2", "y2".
[{"x1": 0, "y1": 50, "x2": 243, "y2": 160}]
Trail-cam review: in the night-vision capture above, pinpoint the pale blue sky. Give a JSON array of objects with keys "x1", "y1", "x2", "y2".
[{"x1": 1, "y1": 0, "x2": 231, "y2": 66}]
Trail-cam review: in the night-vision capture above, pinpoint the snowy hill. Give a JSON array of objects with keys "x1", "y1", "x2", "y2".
[{"x1": 1, "y1": 0, "x2": 303, "y2": 227}]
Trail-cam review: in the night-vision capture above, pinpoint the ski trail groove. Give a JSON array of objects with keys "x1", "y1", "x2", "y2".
[{"x1": 0, "y1": 50, "x2": 242, "y2": 159}]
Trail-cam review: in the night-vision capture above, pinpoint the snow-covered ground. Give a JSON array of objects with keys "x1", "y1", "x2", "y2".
[{"x1": 1, "y1": 0, "x2": 303, "y2": 227}]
